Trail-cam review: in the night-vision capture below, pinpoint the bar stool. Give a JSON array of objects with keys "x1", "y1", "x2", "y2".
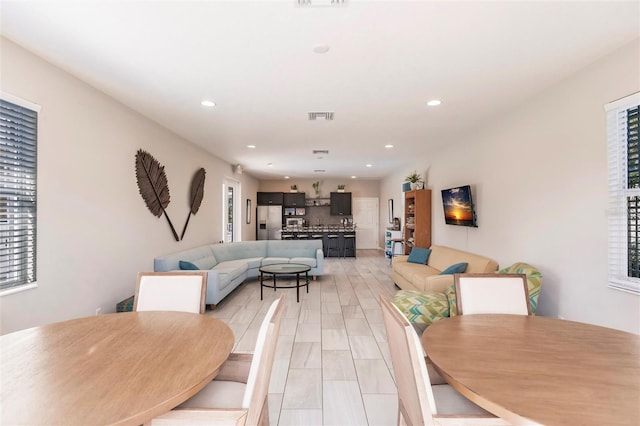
[
  {"x1": 343, "y1": 232, "x2": 356, "y2": 258},
  {"x1": 327, "y1": 227, "x2": 340, "y2": 257},
  {"x1": 390, "y1": 239, "x2": 403, "y2": 264}
]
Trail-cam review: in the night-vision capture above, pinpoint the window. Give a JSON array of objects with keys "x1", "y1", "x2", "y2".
[
  {"x1": 0, "y1": 94, "x2": 39, "y2": 295},
  {"x1": 222, "y1": 178, "x2": 241, "y2": 243},
  {"x1": 606, "y1": 92, "x2": 640, "y2": 295}
]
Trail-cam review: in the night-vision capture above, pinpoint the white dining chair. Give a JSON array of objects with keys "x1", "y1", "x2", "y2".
[
  {"x1": 380, "y1": 296, "x2": 510, "y2": 426},
  {"x1": 454, "y1": 273, "x2": 530, "y2": 315},
  {"x1": 151, "y1": 296, "x2": 285, "y2": 426},
  {"x1": 134, "y1": 271, "x2": 208, "y2": 314}
]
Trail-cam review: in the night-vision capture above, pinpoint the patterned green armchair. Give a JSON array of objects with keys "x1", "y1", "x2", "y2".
[{"x1": 393, "y1": 262, "x2": 542, "y2": 326}]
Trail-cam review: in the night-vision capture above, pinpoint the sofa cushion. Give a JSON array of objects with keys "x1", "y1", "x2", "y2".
[
  {"x1": 408, "y1": 247, "x2": 431, "y2": 264},
  {"x1": 290, "y1": 257, "x2": 317, "y2": 268},
  {"x1": 211, "y1": 241, "x2": 268, "y2": 262},
  {"x1": 427, "y1": 245, "x2": 498, "y2": 274},
  {"x1": 154, "y1": 245, "x2": 218, "y2": 272},
  {"x1": 440, "y1": 262, "x2": 468, "y2": 275},
  {"x1": 262, "y1": 257, "x2": 290, "y2": 266},
  {"x1": 243, "y1": 257, "x2": 264, "y2": 270},
  {"x1": 392, "y1": 290, "x2": 450, "y2": 325},
  {"x1": 266, "y1": 240, "x2": 322, "y2": 258},
  {"x1": 213, "y1": 260, "x2": 248, "y2": 279}
]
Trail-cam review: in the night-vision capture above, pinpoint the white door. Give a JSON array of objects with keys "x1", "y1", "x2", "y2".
[{"x1": 353, "y1": 197, "x2": 379, "y2": 249}]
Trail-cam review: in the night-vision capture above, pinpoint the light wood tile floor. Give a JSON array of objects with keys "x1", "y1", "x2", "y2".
[{"x1": 207, "y1": 249, "x2": 399, "y2": 426}]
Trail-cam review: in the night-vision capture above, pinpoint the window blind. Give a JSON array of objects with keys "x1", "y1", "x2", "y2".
[
  {"x1": 0, "y1": 98, "x2": 38, "y2": 292},
  {"x1": 606, "y1": 92, "x2": 640, "y2": 294}
]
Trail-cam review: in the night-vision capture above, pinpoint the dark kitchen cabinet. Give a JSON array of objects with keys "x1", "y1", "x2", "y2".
[
  {"x1": 330, "y1": 192, "x2": 352, "y2": 215},
  {"x1": 283, "y1": 192, "x2": 305, "y2": 207},
  {"x1": 257, "y1": 192, "x2": 283, "y2": 205}
]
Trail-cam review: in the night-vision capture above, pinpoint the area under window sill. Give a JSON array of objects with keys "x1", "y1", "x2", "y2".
[{"x1": 0, "y1": 283, "x2": 38, "y2": 297}]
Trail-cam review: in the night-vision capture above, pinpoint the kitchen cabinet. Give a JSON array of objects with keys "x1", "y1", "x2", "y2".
[
  {"x1": 257, "y1": 192, "x2": 283, "y2": 206},
  {"x1": 330, "y1": 192, "x2": 352, "y2": 216},
  {"x1": 403, "y1": 189, "x2": 431, "y2": 254},
  {"x1": 283, "y1": 192, "x2": 305, "y2": 207}
]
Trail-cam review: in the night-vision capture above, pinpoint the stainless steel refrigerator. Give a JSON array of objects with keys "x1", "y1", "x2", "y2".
[{"x1": 257, "y1": 205, "x2": 282, "y2": 240}]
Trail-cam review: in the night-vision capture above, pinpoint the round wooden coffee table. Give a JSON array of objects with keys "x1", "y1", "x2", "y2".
[{"x1": 260, "y1": 263, "x2": 311, "y2": 302}]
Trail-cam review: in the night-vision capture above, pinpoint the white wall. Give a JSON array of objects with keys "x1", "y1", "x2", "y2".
[
  {"x1": 0, "y1": 38, "x2": 258, "y2": 334},
  {"x1": 380, "y1": 39, "x2": 640, "y2": 333}
]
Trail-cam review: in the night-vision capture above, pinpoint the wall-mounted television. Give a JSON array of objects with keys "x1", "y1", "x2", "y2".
[{"x1": 441, "y1": 185, "x2": 477, "y2": 227}]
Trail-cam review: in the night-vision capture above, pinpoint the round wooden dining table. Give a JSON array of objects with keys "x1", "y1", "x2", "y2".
[
  {"x1": 1, "y1": 311, "x2": 234, "y2": 426},
  {"x1": 421, "y1": 314, "x2": 640, "y2": 426}
]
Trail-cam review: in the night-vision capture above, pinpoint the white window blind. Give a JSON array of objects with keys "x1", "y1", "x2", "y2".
[
  {"x1": 606, "y1": 92, "x2": 640, "y2": 295},
  {"x1": 0, "y1": 95, "x2": 38, "y2": 293}
]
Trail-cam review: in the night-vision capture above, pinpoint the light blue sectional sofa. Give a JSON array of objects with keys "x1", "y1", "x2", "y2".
[{"x1": 154, "y1": 240, "x2": 324, "y2": 307}]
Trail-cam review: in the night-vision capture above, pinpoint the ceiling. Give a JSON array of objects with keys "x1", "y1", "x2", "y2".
[{"x1": 1, "y1": 1, "x2": 638, "y2": 180}]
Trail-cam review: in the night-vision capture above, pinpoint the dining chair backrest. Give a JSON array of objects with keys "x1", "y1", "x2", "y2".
[
  {"x1": 242, "y1": 296, "x2": 285, "y2": 425},
  {"x1": 134, "y1": 272, "x2": 207, "y2": 314},
  {"x1": 380, "y1": 296, "x2": 437, "y2": 425},
  {"x1": 454, "y1": 273, "x2": 530, "y2": 315}
]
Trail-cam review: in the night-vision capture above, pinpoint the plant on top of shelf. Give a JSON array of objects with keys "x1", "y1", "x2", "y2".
[
  {"x1": 337, "y1": 184, "x2": 345, "y2": 192},
  {"x1": 290, "y1": 184, "x2": 298, "y2": 192},
  {"x1": 405, "y1": 171, "x2": 424, "y2": 190},
  {"x1": 405, "y1": 171, "x2": 421, "y2": 183},
  {"x1": 312, "y1": 181, "x2": 321, "y2": 197}
]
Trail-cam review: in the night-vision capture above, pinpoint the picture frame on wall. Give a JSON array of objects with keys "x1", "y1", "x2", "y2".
[{"x1": 388, "y1": 199, "x2": 394, "y2": 223}]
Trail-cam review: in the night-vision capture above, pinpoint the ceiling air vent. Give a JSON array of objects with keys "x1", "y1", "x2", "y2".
[
  {"x1": 297, "y1": 0, "x2": 347, "y2": 7},
  {"x1": 313, "y1": 150, "x2": 329, "y2": 155},
  {"x1": 314, "y1": 169, "x2": 326, "y2": 173},
  {"x1": 308, "y1": 112, "x2": 334, "y2": 121}
]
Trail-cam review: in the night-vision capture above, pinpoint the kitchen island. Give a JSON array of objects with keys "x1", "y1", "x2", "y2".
[{"x1": 281, "y1": 226, "x2": 356, "y2": 258}]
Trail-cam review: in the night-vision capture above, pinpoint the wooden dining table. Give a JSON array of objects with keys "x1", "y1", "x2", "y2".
[
  {"x1": 421, "y1": 314, "x2": 640, "y2": 426},
  {"x1": 1, "y1": 311, "x2": 235, "y2": 426}
]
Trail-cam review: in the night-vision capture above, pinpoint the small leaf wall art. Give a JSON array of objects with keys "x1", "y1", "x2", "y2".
[
  {"x1": 135, "y1": 149, "x2": 180, "y2": 241},
  {"x1": 181, "y1": 167, "x2": 206, "y2": 240}
]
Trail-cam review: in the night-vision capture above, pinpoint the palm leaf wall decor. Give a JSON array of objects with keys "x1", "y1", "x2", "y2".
[
  {"x1": 135, "y1": 149, "x2": 179, "y2": 241},
  {"x1": 180, "y1": 167, "x2": 206, "y2": 240}
]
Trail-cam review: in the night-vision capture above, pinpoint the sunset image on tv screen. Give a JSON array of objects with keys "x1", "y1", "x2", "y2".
[{"x1": 441, "y1": 186, "x2": 476, "y2": 226}]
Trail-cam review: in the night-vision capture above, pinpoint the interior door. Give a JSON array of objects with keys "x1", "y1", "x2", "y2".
[{"x1": 353, "y1": 197, "x2": 379, "y2": 249}]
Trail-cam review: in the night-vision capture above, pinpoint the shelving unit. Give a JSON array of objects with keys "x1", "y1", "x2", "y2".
[{"x1": 403, "y1": 189, "x2": 432, "y2": 254}]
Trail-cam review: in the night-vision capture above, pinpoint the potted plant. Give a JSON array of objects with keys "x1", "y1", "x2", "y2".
[
  {"x1": 312, "y1": 181, "x2": 321, "y2": 197},
  {"x1": 337, "y1": 184, "x2": 345, "y2": 193},
  {"x1": 290, "y1": 184, "x2": 298, "y2": 192},
  {"x1": 405, "y1": 171, "x2": 423, "y2": 190}
]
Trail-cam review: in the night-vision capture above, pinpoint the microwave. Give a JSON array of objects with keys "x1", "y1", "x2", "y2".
[{"x1": 286, "y1": 218, "x2": 304, "y2": 227}]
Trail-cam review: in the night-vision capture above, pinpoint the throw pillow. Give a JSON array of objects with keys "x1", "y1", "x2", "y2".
[
  {"x1": 440, "y1": 262, "x2": 468, "y2": 275},
  {"x1": 179, "y1": 260, "x2": 199, "y2": 270},
  {"x1": 407, "y1": 247, "x2": 431, "y2": 264}
]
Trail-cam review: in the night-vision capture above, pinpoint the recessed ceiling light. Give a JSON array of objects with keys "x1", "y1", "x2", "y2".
[
  {"x1": 313, "y1": 44, "x2": 330, "y2": 54},
  {"x1": 365, "y1": 164, "x2": 373, "y2": 168},
  {"x1": 427, "y1": 99, "x2": 442, "y2": 107},
  {"x1": 284, "y1": 176, "x2": 290, "y2": 179},
  {"x1": 247, "y1": 144, "x2": 256, "y2": 149},
  {"x1": 201, "y1": 100, "x2": 216, "y2": 107},
  {"x1": 385, "y1": 144, "x2": 394, "y2": 148},
  {"x1": 267, "y1": 163, "x2": 273, "y2": 167},
  {"x1": 351, "y1": 176, "x2": 357, "y2": 179}
]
